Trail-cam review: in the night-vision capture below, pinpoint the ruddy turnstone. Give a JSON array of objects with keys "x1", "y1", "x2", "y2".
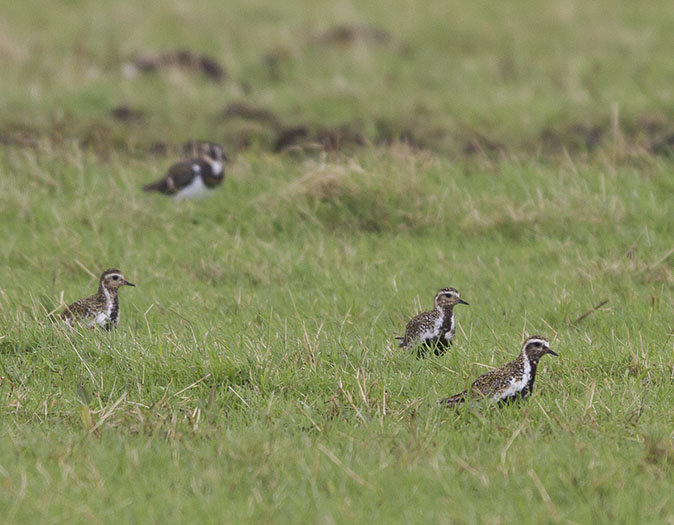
[{"x1": 143, "y1": 142, "x2": 228, "y2": 200}]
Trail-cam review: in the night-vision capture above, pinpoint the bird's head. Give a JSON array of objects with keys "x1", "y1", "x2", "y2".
[
  {"x1": 199, "y1": 142, "x2": 228, "y2": 163},
  {"x1": 521, "y1": 335, "x2": 557, "y2": 362},
  {"x1": 434, "y1": 287, "x2": 469, "y2": 309},
  {"x1": 99, "y1": 268, "x2": 135, "y2": 291}
]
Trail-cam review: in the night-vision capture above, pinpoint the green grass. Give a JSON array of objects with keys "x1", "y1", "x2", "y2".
[{"x1": 2, "y1": 0, "x2": 674, "y2": 523}]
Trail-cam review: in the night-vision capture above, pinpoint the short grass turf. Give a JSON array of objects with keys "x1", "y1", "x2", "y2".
[
  {"x1": 2, "y1": 0, "x2": 674, "y2": 523},
  {"x1": 2, "y1": 146, "x2": 673, "y2": 523}
]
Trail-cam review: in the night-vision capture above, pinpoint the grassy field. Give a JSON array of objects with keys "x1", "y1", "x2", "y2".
[{"x1": 1, "y1": 0, "x2": 674, "y2": 523}]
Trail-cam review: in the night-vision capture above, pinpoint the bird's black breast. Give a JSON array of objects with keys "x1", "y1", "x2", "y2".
[
  {"x1": 199, "y1": 160, "x2": 225, "y2": 188},
  {"x1": 108, "y1": 295, "x2": 120, "y2": 329},
  {"x1": 439, "y1": 312, "x2": 454, "y2": 338},
  {"x1": 422, "y1": 312, "x2": 454, "y2": 356},
  {"x1": 524, "y1": 360, "x2": 539, "y2": 397}
]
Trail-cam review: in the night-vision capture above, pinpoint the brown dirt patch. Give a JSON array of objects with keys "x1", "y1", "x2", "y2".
[
  {"x1": 125, "y1": 49, "x2": 226, "y2": 83},
  {"x1": 110, "y1": 104, "x2": 144, "y2": 123}
]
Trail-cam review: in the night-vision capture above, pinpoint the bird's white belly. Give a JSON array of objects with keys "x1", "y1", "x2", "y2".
[
  {"x1": 421, "y1": 316, "x2": 444, "y2": 341},
  {"x1": 175, "y1": 176, "x2": 210, "y2": 200},
  {"x1": 496, "y1": 359, "x2": 531, "y2": 400},
  {"x1": 90, "y1": 310, "x2": 109, "y2": 327},
  {"x1": 89, "y1": 295, "x2": 112, "y2": 327}
]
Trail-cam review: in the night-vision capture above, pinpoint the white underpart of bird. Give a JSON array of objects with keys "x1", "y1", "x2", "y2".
[
  {"x1": 91, "y1": 289, "x2": 113, "y2": 327},
  {"x1": 496, "y1": 357, "x2": 531, "y2": 401},
  {"x1": 92, "y1": 311, "x2": 107, "y2": 327},
  {"x1": 207, "y1": 160, "x2": 223, "y2": 174},
  {"x1": 174, "y1": 171, "x2": 209, "y2": 200},
  {"x1": 420, "y1": 314, "x2": 444, "y2": 341}
]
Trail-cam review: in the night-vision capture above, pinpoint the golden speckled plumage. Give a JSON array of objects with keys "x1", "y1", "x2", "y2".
[
  {"x1": 398, "y1": 287, "x2": 469, "y2": 357},
  {"x1": 59, "y1": 268, "x2": 135, "y2": 330},
  {"x1": 440, "y1": 336, "x2": 557, "y2": 406}
]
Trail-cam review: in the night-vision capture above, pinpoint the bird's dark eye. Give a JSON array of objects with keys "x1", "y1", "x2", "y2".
[{"x1": 112, "y1": 275, "x2": 119, "y2": 280}]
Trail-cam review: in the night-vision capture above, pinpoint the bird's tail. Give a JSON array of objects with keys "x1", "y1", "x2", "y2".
[
  {"x1": 395, "y1": 336, "x2": 405, "y2": 348},
  {"x1": 439, "y1": 390, "x2": 466, "y2": 406},
  {"x1": 142, "y1": 181, "x2": 160, "y2": 192}
]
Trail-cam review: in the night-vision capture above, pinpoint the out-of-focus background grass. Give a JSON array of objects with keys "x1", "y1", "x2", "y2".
[
  {"x1": 1, "y1": 0, "x2": 673, "y2": 523},
  {"x1": 3, "y1": 0, "x2": 674, "y2": 155}
]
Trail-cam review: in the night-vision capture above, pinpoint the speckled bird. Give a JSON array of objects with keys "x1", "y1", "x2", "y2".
[
  {"x1": 59, "y1": 268, "x2": 135, "y2": 330},
  {"x1": 143, "y1": 142, "x2": 228, "y2": 200},
  {"x1": 397, "y1": 287, "x2": 469, "y2": 356},
  {"x1": 440, "y1": 335, "x2": 558, "y2": 406}
]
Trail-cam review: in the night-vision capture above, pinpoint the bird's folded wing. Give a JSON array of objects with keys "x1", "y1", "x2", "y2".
[
  {"x1": 60, "y1": 300, "x2": 90, "y2": 319},
  {"x1": 144, "y1": 160, "x2": 201, "y2": 194}
]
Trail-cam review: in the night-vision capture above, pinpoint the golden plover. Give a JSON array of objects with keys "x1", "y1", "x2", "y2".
[
  {"x1": 398, "y1": 287, "x2": 469, "y2": 357},
  {"x1": 59, "y1": 268, "x2": 135, "y2": 330},
  {"x1": 440, "y1": 335, "x2": 557, "y2": 406}
]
